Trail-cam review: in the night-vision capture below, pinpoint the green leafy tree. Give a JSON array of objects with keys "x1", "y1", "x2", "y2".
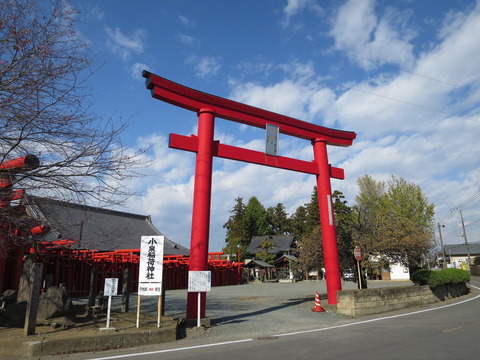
[
  {"x1": 296, "y1": 227, "x2": 324, "y2": 275},
  {"x1": 353, "y1": 175, "x2": 435, "y2": 267},
  {"x1": 379, "y1": 176, "x2": 435, "y2": 266},
  {"x1": 353, "y1": 175, "x2": 385, "y2": 259},
  {"x1": 244, "y1": 196, "x2": 272, "y2": 238},
  {"x1": 332, "y1": 190, "x2": 356, "y2": 271},
  {"x1": 289, "y1": 205, "x2": 308, "y2": 238},
  {"x1": 255, "y1": 236, "x2": 277, "y2": 264},
  {"x1": 267, "y1": 203, "x2": 291, "y2": 235},
  {"x1": 305, "y1": 186, "x2": 320, "y2": 233},
  {"x1": 223, "y1": 197, "x2": 248, "y2": 256}
]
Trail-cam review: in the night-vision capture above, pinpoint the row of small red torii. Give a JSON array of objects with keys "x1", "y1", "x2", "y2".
[{"x1": 143, "y1": 71, "x2": 357, "y2": 320}]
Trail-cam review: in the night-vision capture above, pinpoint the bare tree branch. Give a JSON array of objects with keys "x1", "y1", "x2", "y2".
[{"x1": 0, "y1": 0, "x2": 149, "y2": 249}]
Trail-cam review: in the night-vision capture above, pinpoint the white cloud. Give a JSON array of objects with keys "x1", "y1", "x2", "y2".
[
  {"x1": 416, "y1": 2, "x2": 480, "y2": 88},
  {"x1": 105, "y1": 27, "x2": 146, "y2": 61},
  {"x1": 282, "y1": 0, "x2": 324, "y2": 28},
  {"x1": 176, "y1": 33, "x2": 199, "y2": 47},
  {"x1": 187, "y1": 55, "x2": 221, "y2": 78},
  {"x1": 90, "y1": 6, "x2": 105, "y2": 20},
  {"x1": 129, "y1": 62, "x2": 150, "y2": 80},
  {"x1": 330, "y1": 0, "x2": 415, "y2": 70},
  {"x1": 178, "y1": 15, "x2": 195, "y2": 28},
  {"x1": 229, "y1": 76, "x2": 336, "y2": 124},
  {"x1": 120, "y1": 1, "x2": 480, "y2": 251}
]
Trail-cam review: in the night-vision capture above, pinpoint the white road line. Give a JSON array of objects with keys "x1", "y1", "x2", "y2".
[
  {"x1": 273, "y1": 284, "x2": 480, "y2": 338},
  {"x1": 86, "y1": 285, "x2": 480, "y2": 360},
  {"x1": 86, "y1": 339, "x2": 254, "y2": 360}
]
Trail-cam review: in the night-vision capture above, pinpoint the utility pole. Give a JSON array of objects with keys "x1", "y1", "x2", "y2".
[
  {"x1": 438, "y1": 223, "x2": 446, "y2": 268},
  {"x1": 459, "y1": 209, "x2": 471, "y2": 269}
]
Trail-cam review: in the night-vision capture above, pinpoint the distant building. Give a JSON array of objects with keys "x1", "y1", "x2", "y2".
[
  {"x1": 443, "y1": 242, "x2": 480, "y2": 268},
  {"x1": 246, "y1": 235, "x2": 295, "y2": 257},
  {"x1": 245, "y1": 235, "x2": 297, "y2": 282},
  {"x1": 368, "y1": 256, "x2": 410, "y2": 280}
]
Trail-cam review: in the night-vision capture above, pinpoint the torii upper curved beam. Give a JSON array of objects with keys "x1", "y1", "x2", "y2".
[{"x1": 143, "y1": 71, "x2": 356, "y2": 147}]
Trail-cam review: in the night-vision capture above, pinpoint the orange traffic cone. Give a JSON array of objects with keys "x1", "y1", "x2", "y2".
[{"x1": 312, "y1": 291, "x2": 325, "y2": 312}]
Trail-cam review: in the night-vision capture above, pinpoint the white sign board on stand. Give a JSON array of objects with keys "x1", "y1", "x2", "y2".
[
  {"x1": 188, "y1": 271, "x2": 211, "y2": 327},
  {"x1": 104, "y1": 278, "x2": 118, "y2": 296},
  {"x1": 102, "y1": 278, "x2": 118, "y2": 330},
  {"x1": 188, "y1": 271, "x2": 211, "y2": 292},
  {"x1": 137, "y1": 236, "x2": 165, "y2": 328},
  {"x1": 138, "y1": 236, "x2": 164, "y2": 296}
]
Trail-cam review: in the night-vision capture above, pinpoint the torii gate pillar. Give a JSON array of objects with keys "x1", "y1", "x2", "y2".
[
  {"x1": 186, "y1": 109, "x2": 215, "y2": 319},
  {"x1": 313, "y1": 139, "x2": 341, "y2": 304}
]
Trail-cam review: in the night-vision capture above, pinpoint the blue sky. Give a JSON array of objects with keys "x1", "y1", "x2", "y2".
[{"x1": 70, "y1": 0, "x2": 480, "y2": 252}]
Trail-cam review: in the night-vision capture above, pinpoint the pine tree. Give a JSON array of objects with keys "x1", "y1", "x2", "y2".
[
  {"x1": 305, "y1": 186, "x2": 320, "y2": 234},
  {"x1": 267, "y1": 203, "x2": 291, "y2": 235},
  {"x1": 289, "y1": 205, "x2": 308, "y2": 238},
  {"x1": 244, "y1": 196, "x2": 272, "y2": 238},
  {"x1": 223, "y1": 197, "x2": 248, "y2": 254},
  {"x1": 332, "y1": 190, "x2": 355, "y2": 271}
]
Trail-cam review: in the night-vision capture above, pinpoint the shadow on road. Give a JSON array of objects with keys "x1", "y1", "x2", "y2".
[{"x1": 211, "y1": 296, "x2": 313, "y2": 325}]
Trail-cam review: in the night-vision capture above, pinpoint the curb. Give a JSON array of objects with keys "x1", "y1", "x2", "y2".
[{"x1": 0, "y1": 322, "x2": 177, "y2": 358}]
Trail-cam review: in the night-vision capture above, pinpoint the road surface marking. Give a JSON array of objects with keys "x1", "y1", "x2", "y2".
[
  {"x1": 442, "y1": 327, "x2": 462, "y2": 333},
  {"x1": 86, "y1": 285, "x2": 480, "y2": 360},
  {"x1": 86, "y1": 339, "x2": 254, "y2": 360}
]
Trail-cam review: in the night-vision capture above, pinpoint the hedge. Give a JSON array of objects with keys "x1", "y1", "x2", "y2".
[{"x1": 411, "y1": 268, "x2": 470, "y2": 288}]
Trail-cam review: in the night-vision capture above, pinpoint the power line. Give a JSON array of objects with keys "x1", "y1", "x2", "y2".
[
  {"x1": 76, "y1": 1, "x2": 480, "y2": 125},
  {"x1": 160, "y1": 0, "x2": 480, "y2": 108},
  {"x1": 439, "y1": 190, "x2": 480, "y2": 225},
  {"x1": 351, "y1": 87, "x2": 480, "y2": 123},
  {"x1": 439, "y1": 208, "x2": 456, "y2": 226},
  {"x1": 456, "y1": 191, "x2": 480, "y2": 208},
  {"x1": 347, "y1": 52, "x2": 480, "y2": 97}
]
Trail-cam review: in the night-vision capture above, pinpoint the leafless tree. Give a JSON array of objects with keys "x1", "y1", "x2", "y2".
[{"x1": 0, "y1": 0, "x2": 148, "y2": 251}]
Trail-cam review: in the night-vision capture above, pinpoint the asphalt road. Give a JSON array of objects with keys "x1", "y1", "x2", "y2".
[{"x1": 38, "y1": 278, "x2": 480, "y2": 360}]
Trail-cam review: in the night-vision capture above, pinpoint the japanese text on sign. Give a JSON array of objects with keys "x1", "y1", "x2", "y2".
[
  {"x1": 139, "y1": 236, "x2": 164, "y2": 296},
  {"x1": 104, "y1": 278, "x2": 118, "y2": 296},
  {"x1": 188, "y1": 271, "x2": 211, "y2": 292},
  {"x1": 138, "y1": 283, "x2": 162, "y2": 296}
]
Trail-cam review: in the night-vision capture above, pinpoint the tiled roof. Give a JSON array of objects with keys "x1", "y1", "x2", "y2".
[
  {"x1": 244, "y1": 258, "x2": 274, "y2": 268},
  {"x1": 24, "y1": 196, "x2": 189, "y2": 255},
  {"x1": 246, "y1": 235, "x2": 295, "y2": 255},
  {"x1": 444, "y1": 242, "x2": 480, "y2": 256}
]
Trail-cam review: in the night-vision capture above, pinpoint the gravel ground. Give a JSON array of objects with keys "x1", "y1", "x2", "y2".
[{"x1": 101, "y1": 279, "x2": 414, "y2": 341}]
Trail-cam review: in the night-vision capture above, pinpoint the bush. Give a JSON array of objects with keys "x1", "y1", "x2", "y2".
[
  {"x1": 411, "y1": 269, "x2": 431, "y2": 285},
  {"x1": 411, "y1": 268, "x2": 470, "y2": 288}
]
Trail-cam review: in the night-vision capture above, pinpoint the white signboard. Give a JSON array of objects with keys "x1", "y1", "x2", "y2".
[
  {"x1": 265, "y1": 123, "x2": 279, "y2": 157},
  {"x1": 188, "y1": 271, "x2": 211, "y2": 292},
  {"x1": 138, "y1": 283, "x2": 162, "y2": 296},
  {"x1": 104, "y1": 278, "x2": 118, "y2": 296},
  {"x1": 138, "y1": 236, "x2": 164, "y2": 296}
]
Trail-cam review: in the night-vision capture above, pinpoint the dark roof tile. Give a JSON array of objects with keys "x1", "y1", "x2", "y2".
[{"x1": 24, "y1": 196, "x2": 189, "y2": 256}]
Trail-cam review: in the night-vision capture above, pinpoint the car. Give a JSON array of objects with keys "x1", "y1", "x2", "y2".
[{"x1": 342, "y1": 269, "x2": 356, "y2": 281}]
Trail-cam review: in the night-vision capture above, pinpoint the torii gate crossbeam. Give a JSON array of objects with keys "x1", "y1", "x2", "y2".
[{"x1": 143, "y1": 71, "x2": 356, "y2": 320}]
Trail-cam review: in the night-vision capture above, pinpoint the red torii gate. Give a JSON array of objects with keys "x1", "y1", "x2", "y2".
[{"x1": 143, "y1": 71, "x2": 356, "y2": 320}]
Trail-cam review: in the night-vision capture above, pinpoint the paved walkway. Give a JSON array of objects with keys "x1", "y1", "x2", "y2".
[{"x1": 108, "y1": 279, "x2": 415, "y2": 340}]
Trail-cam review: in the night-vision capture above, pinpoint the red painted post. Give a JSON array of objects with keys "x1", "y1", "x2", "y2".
[
  {"x1": 313, "y1": 139, "x2": 342, "y2": 305},
  {"x1": 186, "y1": 108, "x2": 216, "y2": 319}
]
